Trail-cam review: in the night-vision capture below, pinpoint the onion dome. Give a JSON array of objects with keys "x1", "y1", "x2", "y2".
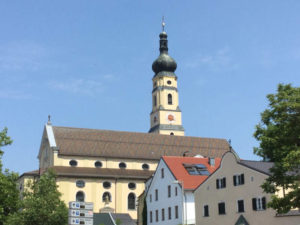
[{"x1": 152, "y1": 31, "x2": 177, "y2": 75}]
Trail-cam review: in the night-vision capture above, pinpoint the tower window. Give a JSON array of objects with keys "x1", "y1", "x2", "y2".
[
  {"x1": 167, "y1": 80, "x2": 172, "y2": 85},
  {"x1": 168, "y1": 94, "x2": 172, "y2": 105},
  {"x1": 153, "y1": 95, "x2": 157, "y2": 107}
]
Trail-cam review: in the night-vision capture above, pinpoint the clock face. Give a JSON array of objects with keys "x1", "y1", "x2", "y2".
[{"x1": 166, "y1": 113, "x2": 175, "y2": 123}]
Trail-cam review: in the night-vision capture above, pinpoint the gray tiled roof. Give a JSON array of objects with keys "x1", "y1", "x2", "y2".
[
  {"x1": 52, "y1": 126, "x2": 230, "y2": 160},
  {"x1": 240, "y1": 160, "x2": 274, "y2": 175},
  {"x1": 111, "y1": 213, "x2": 136, "y2": 225}
]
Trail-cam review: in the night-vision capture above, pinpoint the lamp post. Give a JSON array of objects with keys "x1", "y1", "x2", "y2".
[{"x1": 173, "y1": 180, "x2": 185, "y2": 225}]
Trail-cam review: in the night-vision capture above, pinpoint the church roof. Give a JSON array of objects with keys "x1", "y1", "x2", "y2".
[{"x1": 52, "y1": 126, "x2": 230, "y2": 160}]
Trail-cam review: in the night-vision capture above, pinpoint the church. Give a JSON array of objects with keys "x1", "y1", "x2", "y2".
[{"x1": 18, "y1": 25, "x2": 230, "y2": 220}]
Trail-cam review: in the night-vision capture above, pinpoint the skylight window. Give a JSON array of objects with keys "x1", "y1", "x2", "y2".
[{"x1": 183, "y1": 163, "x2": 210, "y2": 175}]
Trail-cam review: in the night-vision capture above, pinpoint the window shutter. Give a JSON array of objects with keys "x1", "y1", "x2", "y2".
[
  {"x1": 262, "y1": 197, "x2": 266, "y2": 210},
  {"x1": 223, "y1": 177, "x2": 226, "y2": 188},
  {"x1": 233, "y1": 175, "x2": 237, "y2": 186},
  {"x1": 241, "y1": 174, "x2": 245, "y2": 184},
  {"x1": 216, "y1": 179, "x2": 219, "y2": 189},
  {"x1": 252, "y1": 198, "x2": 257, "y2": 210}
]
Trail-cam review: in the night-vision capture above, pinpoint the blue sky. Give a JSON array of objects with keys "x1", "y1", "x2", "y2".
[{"x1": 1, "y1": 0, "x2": 300, "y2": 174}]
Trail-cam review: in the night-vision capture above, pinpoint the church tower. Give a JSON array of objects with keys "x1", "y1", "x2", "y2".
[{"x1": 149, "y1": 22, "x2": 185, "y2": 136}]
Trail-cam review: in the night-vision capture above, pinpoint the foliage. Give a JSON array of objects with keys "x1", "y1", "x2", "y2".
[
  {"x1": 254, "y1": 83, "x2": 300, "y2": 213},
  {"x1": 115, "y1": 218, "x2": 122, "y2": 225},
  {"x1": 0, "y1": 127, "x2": 19, "y2": 225},
  {"x1": 7, "y1": 170, "x2": 68, "y2": 225}
]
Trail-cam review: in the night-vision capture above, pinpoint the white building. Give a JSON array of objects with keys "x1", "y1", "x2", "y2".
[{"x1": 146, "y1": 156, "x2": 221, "y2": 225}]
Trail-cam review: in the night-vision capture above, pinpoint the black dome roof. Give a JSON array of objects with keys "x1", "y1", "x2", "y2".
[{"x1": 152, "y1": 31, "x2": 177, "y2": 75}]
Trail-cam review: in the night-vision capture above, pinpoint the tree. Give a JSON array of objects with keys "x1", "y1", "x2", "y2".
[
  {"x1": 254, "y1": 83, "x2": 300, "y2": 213},
  {"x1": 0, "y1": 127, "x2": 20, "y2": 225},
  {"x1": 7, "y1": 170, "x2": 68, "y2": 225}
]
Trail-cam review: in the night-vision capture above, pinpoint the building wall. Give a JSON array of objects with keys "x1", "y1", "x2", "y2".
[
  {"x1": 194, "y1": 152, "x2": 300, "y2": 225},
  {"x1": 57, "y1": 177, "x2": 145, "y2": 220},
  {"x1": 147, "y1": 159, "x2": 183, "y2": 225},
  {"x1": 52, "y1": 152, "x2": 158, "y2": 171}
]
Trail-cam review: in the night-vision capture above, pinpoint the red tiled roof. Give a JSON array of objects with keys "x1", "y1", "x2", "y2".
[{"x1": 162, "y1": 156, "x2": 221, "y2": 190}]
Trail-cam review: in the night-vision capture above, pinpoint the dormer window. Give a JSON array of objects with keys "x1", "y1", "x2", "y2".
[
  {"x1": 69, "y1": 160, "x2": 78, "y2": 167},
  {"x1": 183, "y1": 163, "x2": 210, "y2": 175}
]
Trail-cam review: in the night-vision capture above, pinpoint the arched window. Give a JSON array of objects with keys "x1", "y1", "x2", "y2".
[
  {"x1": 168, "y1": 94, "x2": 172, "y2": 105},
  {"x1": 102, "y1": 192, "x2": 112, "y2": 202},
  {"x1": 128, "y1": 193, "x2": 136, "y2": 210},
  {"x1": 153, "y1": 95, "x2": 157, "y2": 107},
  {"x1": 76, "y1": 191, "x2": 85, "y2": 202},
  {"x1": 170, "y1": 132, "x2": 174, "y2": 135}
]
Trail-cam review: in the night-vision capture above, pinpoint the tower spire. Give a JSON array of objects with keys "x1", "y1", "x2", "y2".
[{"x1": 162, "y1": 16, "x2": 165, "y2": 32}]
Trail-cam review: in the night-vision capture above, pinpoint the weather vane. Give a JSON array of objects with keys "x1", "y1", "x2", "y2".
[
  {"x1": 162, "y1": 16, "x2": 165, "y2": 32},
  {"x1": 47, "y1": 115, "x2": 51, "y2": 125}
]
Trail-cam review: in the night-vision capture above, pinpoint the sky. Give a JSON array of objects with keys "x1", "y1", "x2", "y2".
[{"x1": 1, "y1": 0, "x2": 300, "y2": 174}]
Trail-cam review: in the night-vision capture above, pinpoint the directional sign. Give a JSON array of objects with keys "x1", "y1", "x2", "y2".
[
  {"x1": 69, "y1": 202, "x2": 93, "y2": 210},
  {"x1": 68, "y1": 217, "x2": 93, "y2": 225},
  {"x1": 69, "y1": 209, "x2": 93, "y2": 218}
]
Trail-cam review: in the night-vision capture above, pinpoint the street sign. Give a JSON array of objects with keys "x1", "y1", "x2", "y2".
[
  {"x1": 69, "y1": 209, "x2": 93, "y2": 218},
  {"x1": 68, "y1": 217, "x2": 93, "y2": 225}
]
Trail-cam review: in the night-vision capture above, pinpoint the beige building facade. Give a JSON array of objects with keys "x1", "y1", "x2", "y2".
[{"x1": 194, "y1": 151, "x2": 300, "y2": 225}]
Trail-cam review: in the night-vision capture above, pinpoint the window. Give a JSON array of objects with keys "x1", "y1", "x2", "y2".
[
  {"x1": 76, "y1": 191, "x2": 85, "y2": 202},
  {"x1": 183, "y1": 163, "x2": 210, "y2": 175},
  {"x1": 237, "y1": 200, "x2": 244, "y2": 213},
  {"x1": 103, "y1": 181, "x2": 111, "y2": 189},
  {"x1": 204, "y1": 205, "x2": 209, "y2": 217},
  {"x1": 175, "y1": 205, "x2": 179, "y2": 219},
  {"x1": 161, "y1": 168, "x2": 164, "y2": 178},
  {"x1": 128, "y1": 182, "x2": 136, "y2": 190},
  {"x1": 168, "y1": 207, "x2": 171, "y2": 220},
  {"x1": 95, "y1": 161, "x2": 102, "y2": 168},
  {"x1": 119, "y1": 162, "x2": 126, "y2": 169},
  {"x1": 150, "y1": 211, "x2": 153, "y2": 223},
  {"x1": 153, "y1": 95, "x2": 157, "y2": 107},
  {"x1": 155, "y1": 189, "x2": 158, "y2": 201},
  {"x1": 69, "y1": 160, "x2": 77, "y2": 167},
  {"x1": 155, "y1": 209, "x2": 159, "y2": 222},
  {"x1": 102, "y1": 192, "x2": 112, "y2": 202},
  {"x1": 175, "y1": 187, "x2": 178, "y2": 196},
  {"x1": 161, "y1": 208, "x2": 165, "y2": 221},
  {"x1": 168, "y1": 185, "x2": 171, "y2": 198},
  {"x1": 142, "y1": 163, "x2": 149, "y2": 170},
  {"x1": 170, "y1": 132, "x2": 174, "y2": 135},
  {"x1": 218, "y1": 202, "x2": 226, "y2": 215},
  {"x1": 233, "y1": 174, "x2": 245, "y2": 186},
  {"x1": 76, "y1": 180, "x2": 85, "y2": 188},
  {"x1": 167, "y1": 80, "x2": 172, "y2": 85},
  {"x1": 168, "y1": 94, "x2": 172, "y2": 105},
  {"x1": 150, "y1": 194, "x2": 152, "y2": 202},
  {"x1": 216, "y1": 178, "x2": 226, "y2": 189},
  {"x1": 128, "y1": 193, "x2": 136, "y2": 210},
  {"x1": 252, "y1": 197, "x2": 266, "y2": 211}
]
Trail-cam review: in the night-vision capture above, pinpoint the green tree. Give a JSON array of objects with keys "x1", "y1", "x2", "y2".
[
  {"x1": 254, "y1": 84, "x2": 300, "y2": 213},
  {"x1": 0, "y1": 127, "x2": 20, "y2": 225},
  {"x1": 7, "y1": 170, "x2": 68, "y2": 225}
]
